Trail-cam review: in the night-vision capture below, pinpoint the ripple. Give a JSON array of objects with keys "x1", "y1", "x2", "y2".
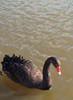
[{"x1": 0, "y1": 0, "x2": 73, "y2": 100}]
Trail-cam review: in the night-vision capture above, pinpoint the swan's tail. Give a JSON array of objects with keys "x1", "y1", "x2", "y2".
[{"x1": 1, "y1": 54, "x2": 27, "y2": 73}]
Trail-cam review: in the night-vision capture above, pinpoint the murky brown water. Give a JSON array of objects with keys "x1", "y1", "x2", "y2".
[{"x1": 0, "y1": 0, "x2": 73, "y2": 100}]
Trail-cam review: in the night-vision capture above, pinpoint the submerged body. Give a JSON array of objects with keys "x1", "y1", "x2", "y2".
[{"x1": 1, "y1": 54, "x2": 61, "y2": 90}]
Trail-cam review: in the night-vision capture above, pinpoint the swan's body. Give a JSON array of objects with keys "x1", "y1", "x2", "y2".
[{"x1": 1, "y1": 54, "x2": 61, "y2": 90}]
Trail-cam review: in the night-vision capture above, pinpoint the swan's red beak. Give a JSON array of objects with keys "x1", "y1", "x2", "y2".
[{"x1": 56, "y1": 66, "x2": 61, "y2": 75}]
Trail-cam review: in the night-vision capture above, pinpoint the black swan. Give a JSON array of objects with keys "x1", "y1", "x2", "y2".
[{"x1": 1, "y1": 54, "x2": 61, "y2": 90}]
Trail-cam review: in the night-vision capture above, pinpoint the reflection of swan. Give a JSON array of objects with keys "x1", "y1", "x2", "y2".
[
  {"x1": 3, "y1": 75, "x2": 43, "y2": 95},
  {"x1": 1, "y1": 54, "x2": 61, "y2": 90},
  {"x1": 0, "y1": 71, "x2": 2, "y2": 75}
]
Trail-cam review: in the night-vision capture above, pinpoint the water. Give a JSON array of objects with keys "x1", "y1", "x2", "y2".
[{"x1": 0, "y1": 0, "x2": 73, "y2": 100}]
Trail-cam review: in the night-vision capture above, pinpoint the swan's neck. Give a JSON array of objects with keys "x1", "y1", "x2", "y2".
[{"x1": 42, "y1": 59, "x2": 52, "y2": 90}]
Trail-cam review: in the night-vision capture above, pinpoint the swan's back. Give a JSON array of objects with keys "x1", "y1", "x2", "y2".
[{"x1": 1, "y1": 54, "x2": 43, "y2": 88}]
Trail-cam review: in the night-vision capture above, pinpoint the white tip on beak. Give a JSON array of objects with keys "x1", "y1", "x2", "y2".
[
  {"x1": 56, "y1": 66, "x2": 61, "y2": 75},
  {"x1": 58, "y1": 71, "x2": 61, "y2": 75}
]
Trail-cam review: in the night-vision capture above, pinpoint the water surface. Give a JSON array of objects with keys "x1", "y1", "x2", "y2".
[{"x1": 0, "y1": 0, "x2": 73, "y2": 100}]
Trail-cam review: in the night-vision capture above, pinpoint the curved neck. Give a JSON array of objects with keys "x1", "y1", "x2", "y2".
[{"x1": 42, "y1": 58, "x2": 52, "y2": 89}]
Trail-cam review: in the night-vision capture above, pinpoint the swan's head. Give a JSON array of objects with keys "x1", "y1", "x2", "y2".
[{"x1": 49, "y1": 57, "x2": 61, "y2": 75}]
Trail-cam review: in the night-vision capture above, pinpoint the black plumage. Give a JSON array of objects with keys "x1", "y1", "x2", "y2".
[{"x1": 1, "y1": 54, "x2": 61, "y2": 90}]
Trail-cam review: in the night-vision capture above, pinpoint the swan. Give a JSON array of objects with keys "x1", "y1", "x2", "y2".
[{"x1": 1, "y1": 54, "x2": 61, "y2": 90}]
